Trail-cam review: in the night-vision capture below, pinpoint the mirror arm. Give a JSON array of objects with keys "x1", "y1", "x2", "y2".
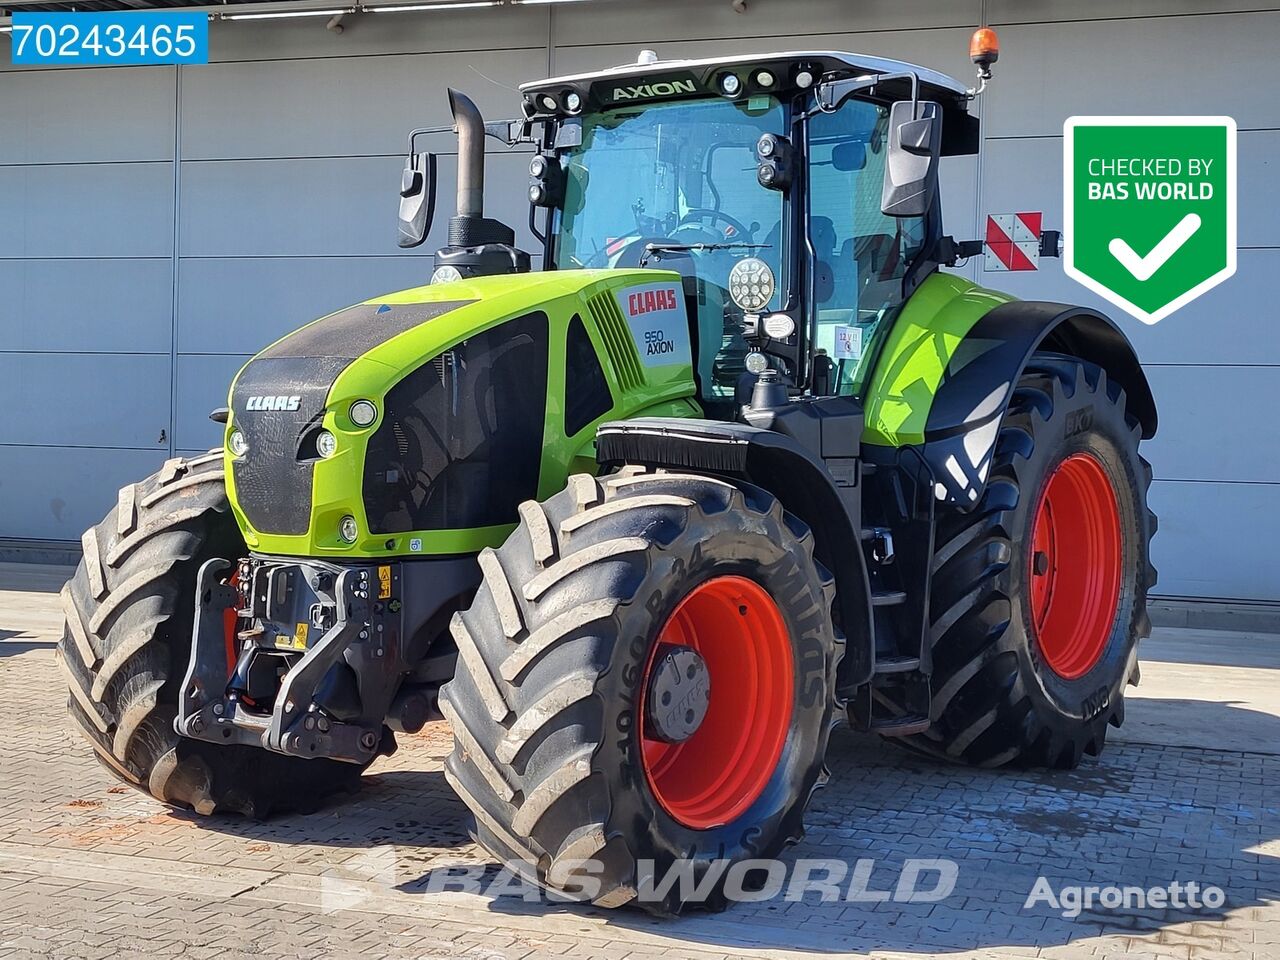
[
  {"x1": 485, "y1": 119, "x2": 537, "y2": 147},
  {"x1": 404, "y1": 119, "x2": 533, "y2": 157},
  {"x1": 813, "y1": 70, "x2": 921, "y2": 117},
  {"x1": 406, "y1": 124, "x2": 454, "y2": 155}
]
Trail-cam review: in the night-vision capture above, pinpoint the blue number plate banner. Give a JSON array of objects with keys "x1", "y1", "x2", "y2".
[{"x1": 11, "y1": 12, "x2": 209, "y2": 66}]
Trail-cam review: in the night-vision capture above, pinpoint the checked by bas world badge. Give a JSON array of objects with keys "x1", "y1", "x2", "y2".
[{"x1": 1064, "y1": 117, "x2": 1236, "y2": 324}]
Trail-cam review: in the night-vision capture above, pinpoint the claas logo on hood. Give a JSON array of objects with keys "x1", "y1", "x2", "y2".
[{"x1": 245, "y1": 395, "x2": 302, "y2": 412}]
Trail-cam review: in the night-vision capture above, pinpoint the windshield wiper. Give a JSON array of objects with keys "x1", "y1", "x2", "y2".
[{"x1": 639, "y1": 241, "x2": 771, "y2": 267}]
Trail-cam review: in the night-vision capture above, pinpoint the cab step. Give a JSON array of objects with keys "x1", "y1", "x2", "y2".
[
  {"x1": 871, "y1": 589, "x2": 906, "y2": 607},
  {"x1": 873, "y1": 655, "x2": 920, "y2": 675},
  {"x1": 870, "y1": 713, "x2": 931, "y2": 736}
]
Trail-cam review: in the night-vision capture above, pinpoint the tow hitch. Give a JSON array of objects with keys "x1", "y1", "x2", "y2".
[{"x1": 176, "y1": 558, "x2": 405, "y2": 763}]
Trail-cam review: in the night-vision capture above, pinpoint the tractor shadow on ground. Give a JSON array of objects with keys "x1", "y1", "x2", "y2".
[
  {"x1": 0, "y1": 629, "x2": 55, "y2": 657},
  {"x1": 473, "y1": 710, "x2": 1280, "y2": 955},
  {"x1": 181, "y1": 764, "x2": 476, "y2": 852}
]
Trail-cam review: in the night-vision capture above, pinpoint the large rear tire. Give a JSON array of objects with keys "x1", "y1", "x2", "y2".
[
  {"x1": 900, "y1": 354, "x2": 1157, "y2": 768},
  {"x1": 440, "y1": 471, "x2": 843, "y2": 915},
  {"x1": 57, "y1": 451, "x2": 366, "y2": 816}
]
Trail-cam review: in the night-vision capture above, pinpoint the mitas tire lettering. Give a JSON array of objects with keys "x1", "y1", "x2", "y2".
[{"x1": 440, "y1": 470, "x2": 843, "y2": 915}]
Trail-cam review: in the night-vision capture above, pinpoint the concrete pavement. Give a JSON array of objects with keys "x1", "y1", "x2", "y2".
[{"x1": 1, "y1": 562, "x2": 1277, "y2": 959}]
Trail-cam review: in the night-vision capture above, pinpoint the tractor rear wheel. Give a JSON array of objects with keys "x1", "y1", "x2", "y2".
[
  {"x1": 57, "y1": 451, "x2": 366, "y2": 816},
  {"x1": 440, "y1": 471, "x2": 842, "y2": 915},
  {"x1": 900, "y1": 354, "x2": 1157, "y2": 768}
]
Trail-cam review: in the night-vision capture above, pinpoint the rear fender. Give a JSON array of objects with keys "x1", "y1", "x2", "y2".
[
  {"x1": 596, "y1": 417, "x2": 876, "y2": 688},
  {"x1": 918, "y1": 301, "x2": 1157, "y2": 507}
]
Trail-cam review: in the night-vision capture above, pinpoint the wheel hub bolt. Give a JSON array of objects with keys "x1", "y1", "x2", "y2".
[{"x1": 645, "y1": 645, "x2": 711, "y2": 744}]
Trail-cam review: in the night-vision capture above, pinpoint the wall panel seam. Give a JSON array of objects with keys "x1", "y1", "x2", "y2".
[{"x1": 167, "y1": 65, "x2": 182, "y2": 460}]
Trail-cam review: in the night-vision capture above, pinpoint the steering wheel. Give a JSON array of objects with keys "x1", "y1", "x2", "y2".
[{"x1": 678, "y1": 208, "x2": 753, "y2": 240}]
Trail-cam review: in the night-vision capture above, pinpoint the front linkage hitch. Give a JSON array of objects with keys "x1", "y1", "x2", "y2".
[{"x1": 176, "y1": 558, "x2": 404, "y2": 764}]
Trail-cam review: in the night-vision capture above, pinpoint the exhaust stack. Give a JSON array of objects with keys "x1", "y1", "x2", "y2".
[{"x1": 449, "y1": 88, "x2": 485, "y2": 222}]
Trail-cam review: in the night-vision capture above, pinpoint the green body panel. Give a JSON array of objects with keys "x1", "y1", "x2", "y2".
[
  {"x1": 224, "y1": 269, "x2": 700, "y2": 558},
  {"x1": 861, "y1": 272, "x2": 1017, "y2": 447}
]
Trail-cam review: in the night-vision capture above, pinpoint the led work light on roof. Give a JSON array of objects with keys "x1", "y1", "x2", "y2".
[
  {"x1": 564, "y1": 91, "x2": 583, "y2": 114},
  {"x1": 754, "y1": 70, "x2": 776, "y2": 89},
  {"x1": 539, "y1": 94, "x2": 559, "y2": 112},
  {"x1": 794, "y1": 68, "x2": 815, "y2": 89},
  {"x1": 718, "y1": 73, "x2": 742, "y2": 97}
]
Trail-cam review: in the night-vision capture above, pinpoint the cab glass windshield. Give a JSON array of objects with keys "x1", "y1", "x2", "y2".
[{"x1": 553, "y1": 95, "x2": 787, "y2": 309}]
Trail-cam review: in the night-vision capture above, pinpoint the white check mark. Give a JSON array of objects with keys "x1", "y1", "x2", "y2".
[{"x1": 1108, "y1": 213, "x2": 1202, "y2": 281}]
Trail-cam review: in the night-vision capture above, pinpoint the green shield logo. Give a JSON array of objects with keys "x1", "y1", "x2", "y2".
[{"x1": 1064, "y1": 117, "x2": 1236, "y2": 325}]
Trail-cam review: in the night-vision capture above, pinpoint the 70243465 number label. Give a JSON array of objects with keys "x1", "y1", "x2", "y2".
[{"x1": 9, "y1": 12, "x2": 208, "y2": 66}]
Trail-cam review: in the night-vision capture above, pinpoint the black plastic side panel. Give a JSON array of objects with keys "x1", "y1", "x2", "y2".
[
  {"x1": 920, "y1": 301, "x2": 1157, "y2": 508},
  {"x1": 231, "y1": 356, "x2": 349, "y2": 535},
  {"x1": 597, "y1": 417, "x2": 876, "y2": 688},
  {"x1": 362, "y1": 312, "x2": 550, "y2": 534}
]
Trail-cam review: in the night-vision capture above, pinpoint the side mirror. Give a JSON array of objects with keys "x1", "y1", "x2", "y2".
[
  {"x1": 397, "y1": 152, "x2": 436, "y2": 249},
  {"x1": 880, "y1": 100, "x2": 941, "y2": 218}
]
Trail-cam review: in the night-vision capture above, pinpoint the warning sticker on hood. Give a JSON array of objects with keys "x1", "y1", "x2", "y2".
[{"x1": 615, "y1": 282, "x2": 692, "y2": 368}]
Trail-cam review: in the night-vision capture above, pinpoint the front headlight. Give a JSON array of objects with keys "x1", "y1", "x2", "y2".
[
  {"x1": 316, "y1": 430, "x2": 338, "y2": 459},
  {"x1": 339, "y1": 516, "x2": 359, "y2": 544},
  {"x1": 228, "y1": 430, "x2": 249, "y2": 458}
]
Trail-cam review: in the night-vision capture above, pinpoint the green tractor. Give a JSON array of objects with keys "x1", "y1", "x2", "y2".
[{"x1": 59, "y1": 34, "x2": 1157, "y2": 914}]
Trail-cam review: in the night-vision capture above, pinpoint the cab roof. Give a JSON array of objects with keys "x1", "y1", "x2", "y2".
[
  {"x1": 519, "y1": 50, "x2": 979, "y2": 155},
  {"x1": 520, "y1": 50, "x2": 969, "y2": 100}
]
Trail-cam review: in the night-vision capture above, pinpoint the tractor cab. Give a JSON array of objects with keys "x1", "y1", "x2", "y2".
[{"x1": 400, "y1": 50, "x2": 983, "y2": 414}]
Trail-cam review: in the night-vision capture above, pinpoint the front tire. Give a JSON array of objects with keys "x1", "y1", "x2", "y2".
[
  {"x1": 901, "y1": 354, "x2": 1157, "y2": 768},
  {"x1": 57, "y1": 451, "x2": 367, "y2": 816},
  {"x1": 440, "y1": 471, "x2": 843, "y2": 915}
]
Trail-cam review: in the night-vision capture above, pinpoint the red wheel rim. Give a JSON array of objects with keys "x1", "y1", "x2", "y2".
[
  {"x1": 1029, "y1": 453, "x2": 1123, "y2": 679},
  {"x1": 640, "y1": 576, "x2": 793, "y2": 829}
]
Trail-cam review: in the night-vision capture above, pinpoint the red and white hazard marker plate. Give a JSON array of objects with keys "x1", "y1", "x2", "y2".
[{"x1": 985, "y1": 212, "x2": 1042, "y2": 271}]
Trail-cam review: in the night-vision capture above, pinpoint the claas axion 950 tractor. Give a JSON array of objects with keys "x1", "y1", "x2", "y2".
[{"x1": 60, "y1": 29, "x2": 1158, "y2": 914}]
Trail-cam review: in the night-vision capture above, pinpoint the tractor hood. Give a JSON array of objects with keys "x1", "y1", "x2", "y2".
[{"x1": 224, "y1": 269, "x2": 697, "y2": 558}]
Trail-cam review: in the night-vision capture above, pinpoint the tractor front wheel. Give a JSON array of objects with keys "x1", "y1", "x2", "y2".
[
  {"x1": 901, "y1": 354, "x2": 1157, "y2": 768},
  {"x1": 57, "y1": 451, "x2": 367, "y2": 816},
  {"x1": 440, "y1": 471, "x2": 842, "y2": 915}
]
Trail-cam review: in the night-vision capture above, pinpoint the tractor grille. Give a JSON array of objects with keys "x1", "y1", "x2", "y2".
[
  {"x1": 586, "y1": 291, "x2": 644, "y2": 391},
  {"x1": 230, "y1": 356, "x2": 348, "y2": 536}
]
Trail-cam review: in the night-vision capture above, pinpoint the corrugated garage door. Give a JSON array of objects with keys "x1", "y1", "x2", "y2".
[{"x1": 1, "y1": 0, "x2": 1277, "y2": 601}]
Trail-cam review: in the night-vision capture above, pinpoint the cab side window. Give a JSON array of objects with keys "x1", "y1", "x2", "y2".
[{"x1": 809, "y1": 100, "x2": 925, "y2": 394}]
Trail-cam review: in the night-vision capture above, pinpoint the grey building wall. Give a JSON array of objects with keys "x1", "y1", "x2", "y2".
[{"x1": 0, "y1": 0, "x2": 1276, "y2": 601}]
